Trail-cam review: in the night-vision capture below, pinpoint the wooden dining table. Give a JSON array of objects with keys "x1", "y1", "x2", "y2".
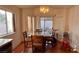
[{"x1": 31, "y1": 34, "x2": 53, "y2": 48}]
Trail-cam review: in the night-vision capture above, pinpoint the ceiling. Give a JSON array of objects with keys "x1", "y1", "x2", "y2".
[
  {"x1": 16, "y1": 5, "x2": 38, "y2": 8},
  {"x1": 16, "y1": 5, "x2": 73, "y2": 8}
]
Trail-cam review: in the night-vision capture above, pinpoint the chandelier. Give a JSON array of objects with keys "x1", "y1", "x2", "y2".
[{"x1": 40, "y1": 6, "x2": 49, "y2": 14}]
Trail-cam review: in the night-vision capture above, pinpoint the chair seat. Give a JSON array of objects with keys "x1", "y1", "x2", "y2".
[
  {"x1": 25, "y1": 38, "x2": 31, "y2": 41},
  {"x1": 31, "y1": 35, "x2": 45, "y2": 52},
  {"x1": 33, "y1": 43, "x2": 42, "y2": 46}
]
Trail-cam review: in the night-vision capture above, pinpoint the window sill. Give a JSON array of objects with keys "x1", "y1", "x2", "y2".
[{"x1": 0, "y1": 32, "x2": 15, "y2": 38}]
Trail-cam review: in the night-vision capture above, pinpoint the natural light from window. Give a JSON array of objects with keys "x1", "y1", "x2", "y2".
[
  {"x1": 0, "y1": 9, "x2": 14, "y2": 36},
  {"x1": 40, "y1": 17, "x2": 53, "y2": 36}
]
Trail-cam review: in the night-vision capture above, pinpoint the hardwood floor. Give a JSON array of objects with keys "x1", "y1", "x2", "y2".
[
  {"x1": 13, "y1": 42, "x2": 24, "y2": 53},
  {"x1": 13, "y1": 41, "x2": 77, "y2": 53}
]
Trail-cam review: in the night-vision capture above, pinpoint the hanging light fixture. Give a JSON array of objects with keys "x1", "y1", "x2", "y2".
[{"x1": 40, "y1": 6, "x2": 49, "y2": 14}]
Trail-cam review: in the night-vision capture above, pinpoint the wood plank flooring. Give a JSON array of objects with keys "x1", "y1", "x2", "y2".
[{"x1": 13, "y1": 41, "x2": 77, "y2": 53}]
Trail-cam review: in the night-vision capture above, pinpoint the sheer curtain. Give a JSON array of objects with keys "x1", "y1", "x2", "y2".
[{"x1": 40, "y1": 17, "x2": 53, "y2": 36}]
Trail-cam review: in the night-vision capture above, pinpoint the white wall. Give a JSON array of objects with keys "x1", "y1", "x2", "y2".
[{"x1": 68, "y1": 6, "x2": 79, "y2": 52}]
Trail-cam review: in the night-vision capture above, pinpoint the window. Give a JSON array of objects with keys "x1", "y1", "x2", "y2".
[
  {"x1": 0, "y1": 9, "x2": 15, "y2": 36},
  {"x1": 40, "y1": 17, "x2": 53, "y2": 35}
]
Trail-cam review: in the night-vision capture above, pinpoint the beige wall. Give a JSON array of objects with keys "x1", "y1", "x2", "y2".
[
  {"x1": 53, "y1": 8, "x2": 67, "y2": 32},
  {"x1": 52, "y1": 8, "x2": 69, "y2": 39},
  {"x1": 68, "y1": 6, "x2": 79, "y2": 52},
  {"x1": 0, "y1": 6, "x2": 22, "y2": 49}
]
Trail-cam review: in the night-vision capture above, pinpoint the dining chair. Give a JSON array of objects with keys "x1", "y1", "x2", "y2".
[
  {"x1": 23, "y1": 31, "x2": 32, "y2": 52},
  {"x1": 31, "y1": 35, "x2": 45, "y2": 53}
]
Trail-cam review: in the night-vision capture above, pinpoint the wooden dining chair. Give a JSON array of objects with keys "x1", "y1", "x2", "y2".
[
  {"x1": 23, "y1": 31, "x2": 27, "y2": 52},
  {"x1": 23, "y1": 31, "x2": 32, "y2": 52},
  {"x1": 31, "y1": 35, "x2": 45, "y2": 53}
]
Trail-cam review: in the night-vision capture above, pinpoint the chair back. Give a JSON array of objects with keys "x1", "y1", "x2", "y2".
[
  {"x1": 31, "y1": 35, "x2": 44, "y2": 43},
  {"x1": 63, "y1": 32, "x2": 69, "y2": 39},
  {"x1": 23, "y1": 31, "x2": 27, "y2": 52},
  {"x1": 23, "y1": 31, "x2": 27, "y2": 38},
  {"x1": 31, "y1": 35, "x2": 45, "y2": 52}
]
